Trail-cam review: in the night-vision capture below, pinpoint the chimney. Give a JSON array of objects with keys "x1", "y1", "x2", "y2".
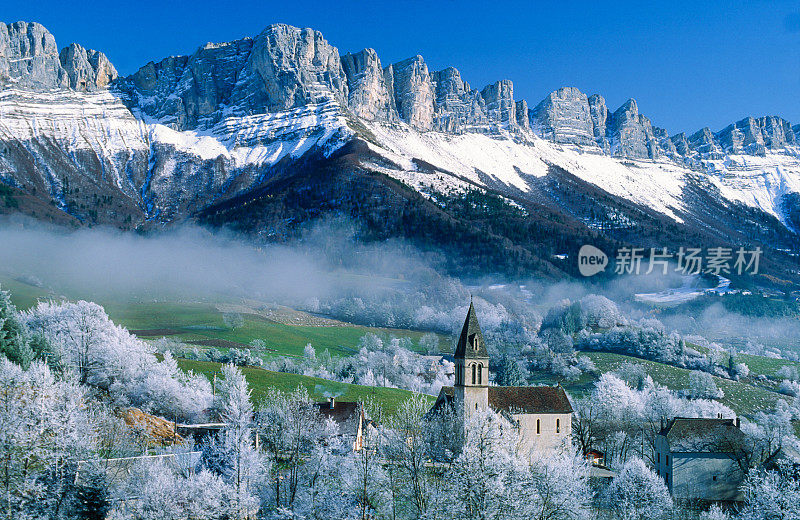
[
  {"x1": 328, "y1": 396, "x2": 335, "y2": 409},
  {"x1": 735, "y1": 417, "x2": 740, "y2": 428}
]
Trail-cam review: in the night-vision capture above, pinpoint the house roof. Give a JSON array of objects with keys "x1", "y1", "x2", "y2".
[
  {"x1": 314, "y1": 401, "x2": 360, "y2": 424},
  {"x1": 455, "y1": 302, "x2": 488, "y2": 359},
  {"x1": 660, "y1": 418, "x2": 745, "y2": 453},
  {"x1": 434, "y1": 385, "x2": 573, "y2": 415}
]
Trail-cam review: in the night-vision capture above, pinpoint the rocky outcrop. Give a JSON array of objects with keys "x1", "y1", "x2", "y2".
[
  {"x1": 759, "y1": 116, "x2": 796, "y2": 149},
  {"x1": 341, "y1": 48, "x2": 395, "y2": 121},
  {"x1": 0, "y1": 22, "x2": 67, "y2": 89},
  {"x1": 480, "y1": 80, "x2": 517, "y2": 127},
  {"x1": 430, "y1": 67, "x2": 486, "y2": 133},
  {"x1": 515, "y1": 100, "x2": 529, "y2": 130},
  {"x1": 608, "y1": 99, "x2": 659, "y2": 159},
  {"x1": 59, "y1": 43, "x2": 117, "y2": 91},
  {"x1": 717, "y1": 117, "x2": 766, "y2": 155},
  {"x1": 387, "y1": 56, "x2": 434, "y2": 131},
  {"x1": 121, "y1": 25, "x2": 348, "y2": 130},
  {"x1": 1, "y1": 19, "x2": 798, "y2": 166},
  {"x1": 531, "y1": 87, "x2": 595, "y2": 145},
  {"x1": 670, "y1": 132, "x2": 690, "y2": 156},
  {"x1": 588, "y1": 94, "x2": 609, "y2": 151},
  {"x1": 652, "y1": 126, "x2": 677, "y2": 157},
  {"x1": 716, "y1": 116, "x2": 796, "y2": 155},
  {"x1": 239, "y1": 25, "x2": 348, "y2": 112},
  {"x1": 688, "y1": 127, "x2": 722, "y2": 157},
  {"x1": 0, "y1": 22, "x2": 117, "y2": 92}
]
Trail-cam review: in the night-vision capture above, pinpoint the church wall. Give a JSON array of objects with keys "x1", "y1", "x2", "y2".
[{"x1": 514, "y1": 412, "x2": 572, "y2": 456}]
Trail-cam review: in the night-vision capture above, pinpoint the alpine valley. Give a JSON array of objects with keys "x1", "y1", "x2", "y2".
[{"x1": 2, "y1": 21, "x2": 800, "y2": 284}]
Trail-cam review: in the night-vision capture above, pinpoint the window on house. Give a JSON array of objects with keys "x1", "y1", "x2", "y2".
[
  {"x1": 657, "y1": 453, "x2": 660, "y2": 463},
  {"x1": 556, "y1": 419, "x2": 560, "y2": 433},
  {"x1": 713, "y1": 476, "x2": 717, "y2": 481},
  {"x1": 472, "y1": 364, "x2": 476, "y2": 385},
  {"x1": 477, "y1": 364, "x2": 482, "y2": 385},
  {"x1": 666, "y1": 455, "x2": 670, "y2": 466},
  {"x1": 537, "y1": 419, "x2": 540, "y2": 434},
  {"x1": 475, "y1": 403, "x2": 478, "y2": 410}
]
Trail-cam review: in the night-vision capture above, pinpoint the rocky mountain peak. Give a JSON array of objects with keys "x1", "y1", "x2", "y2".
[
  {"x1": 1, "y1": 20, "x2": 798, "y2": 166},
  {"x1": 531, "y1": 86, "x2": 594, "y2": 146},
  {"x1": 0, "y1": 21, "x2": 67, "y2": 89},
  {"x1": 59, "y1": 43, "x2": 117, "y2": 91},
  {"x1": 386, "y1": 55, "x2": 434, "y2": 131},
  {"x1": 341, "y1": 48, "x2": 395, "y2": 122}
]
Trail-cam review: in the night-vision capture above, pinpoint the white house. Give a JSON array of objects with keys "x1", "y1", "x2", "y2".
[{"x1": 655, "y1": 417, "x2": 746, "y2": 502}]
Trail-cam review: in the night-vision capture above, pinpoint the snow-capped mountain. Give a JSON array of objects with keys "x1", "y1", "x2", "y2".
[{"x1": 1, "y1": 21, "x2": 799, "y2": 280}]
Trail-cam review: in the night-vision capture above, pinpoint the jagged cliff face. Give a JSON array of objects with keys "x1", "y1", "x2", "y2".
[{"x1": 1, "y1": 21, "x2": 800, "y2": 278}]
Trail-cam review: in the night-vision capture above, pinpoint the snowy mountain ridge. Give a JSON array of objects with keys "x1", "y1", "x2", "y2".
[{"x1": 2, "y1": 20, "x2": 800, "y2": 272}]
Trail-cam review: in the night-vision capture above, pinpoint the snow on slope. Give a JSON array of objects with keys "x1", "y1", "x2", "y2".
[
  {"x1": 363, "y1": 120, "x2": 800, "y2": 226},
  {"x1": 0, "y1": 88, "x2": 351, "y2": 219},
  {"x1": 702, "y1": 150, "x2": 800, "y2": 226},
  {"x1": 143, "y1": 101, "x2": 351, "y2": 167},
  {"x1": 364, "y1": 121, "x2": 687, "y2": 221},
  {"x1": 0, "y1": 88, "x2": 349, "y2": 170},
  {"x1": 4, "y1": 85, "x2": 800, "y2": 230}
]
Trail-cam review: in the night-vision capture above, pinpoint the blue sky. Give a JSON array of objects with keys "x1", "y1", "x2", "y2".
[{"x1": 5, "y1": 0, "x2": 799, "y2": 134}]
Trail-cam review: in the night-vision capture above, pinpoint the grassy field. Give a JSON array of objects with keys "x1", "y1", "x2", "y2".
[
  {"x1": 737, "y1": 353, "x2": 800, "y2": 379},
  {"x1": 176, "y1": 357, "x2": 433, "y2": 416},
  {"x1": 103, "y1": 301, "x2": 447, "y2": 358},
  {"x1": 1, "y1": 275, "x2": 56, "y2": 309}
]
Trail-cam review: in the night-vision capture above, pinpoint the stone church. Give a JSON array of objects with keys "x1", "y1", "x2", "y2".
[{"x1": 432, "y1": 302, "x2": 573, "y2": 455}]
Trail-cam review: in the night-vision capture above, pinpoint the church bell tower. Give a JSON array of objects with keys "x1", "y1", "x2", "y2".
[{"x1": 454, "y1": 301, "x2": 489, "y2": 418}]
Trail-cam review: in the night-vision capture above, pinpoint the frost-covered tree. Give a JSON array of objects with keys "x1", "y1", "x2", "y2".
[
  {"x1": 495, "y1": 354, "x2": 525, "y2": 386},
  {"x1": 113, "y1": 461, "x2": 239, "y2": 520},
  {"x1": 688, "y1": 370, "x2": 724, "y2": 399},
  {"x1": 580, "y1": 294, "x2": 623, "y2": 329},
  {"x1": 384, "y1": 395, "x2": 446, "y2": 518},
  {"x1": 435, "y1": 409, "x2": 528, "y2": 520},
  {"x1": 528, "y1": 449, "x2": 592, "y2": 520},
  {"x1": 0, "y1": 360, "x2": 95, "y2": 518},
  {"x1": 419, "y1": 333, "x2": 440, "y2": 354},
  {"x1": 23, "y1": 301, "x2": 213, "y2": 422},
  {"x1": 0, "y1": 289, "x2": 37, "y2": 370},
  {"x1": 740, "y1": 463, "x2": 800, "y2": 520},
  {"x1": 256, "y1": 386, "x2": 327, "y2": 515},
  {"x1": 212, "y1": 364, "x2": 260, "y2": 517},
  {"x1": 603, "y1": 458, "x2": 672, "y2": 520},
  {"x1": 542, "y1": 300, "x2": 586, "y2": 335},
  {"x1": 588, "y1": 373, "x2": 734, "y2": 467},
  {"x1": 222, "y1": 312, "x2": 244, "y2": 330}
]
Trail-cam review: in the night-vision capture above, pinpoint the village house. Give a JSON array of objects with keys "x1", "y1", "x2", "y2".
[
  {"x1": 655, "y1": 417, "x2": 746, "y2": 503},
  {"x1": 314, "y1": 397, "x2": 376, "y2": 452},
  {"x1": 431, "y1": 303, "x2": 573, "y2": 456}
]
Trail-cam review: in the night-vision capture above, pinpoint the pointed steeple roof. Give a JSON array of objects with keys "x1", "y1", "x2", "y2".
[{"x1": 455, "y1": 302, "x2": 488, "y2": 359}]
